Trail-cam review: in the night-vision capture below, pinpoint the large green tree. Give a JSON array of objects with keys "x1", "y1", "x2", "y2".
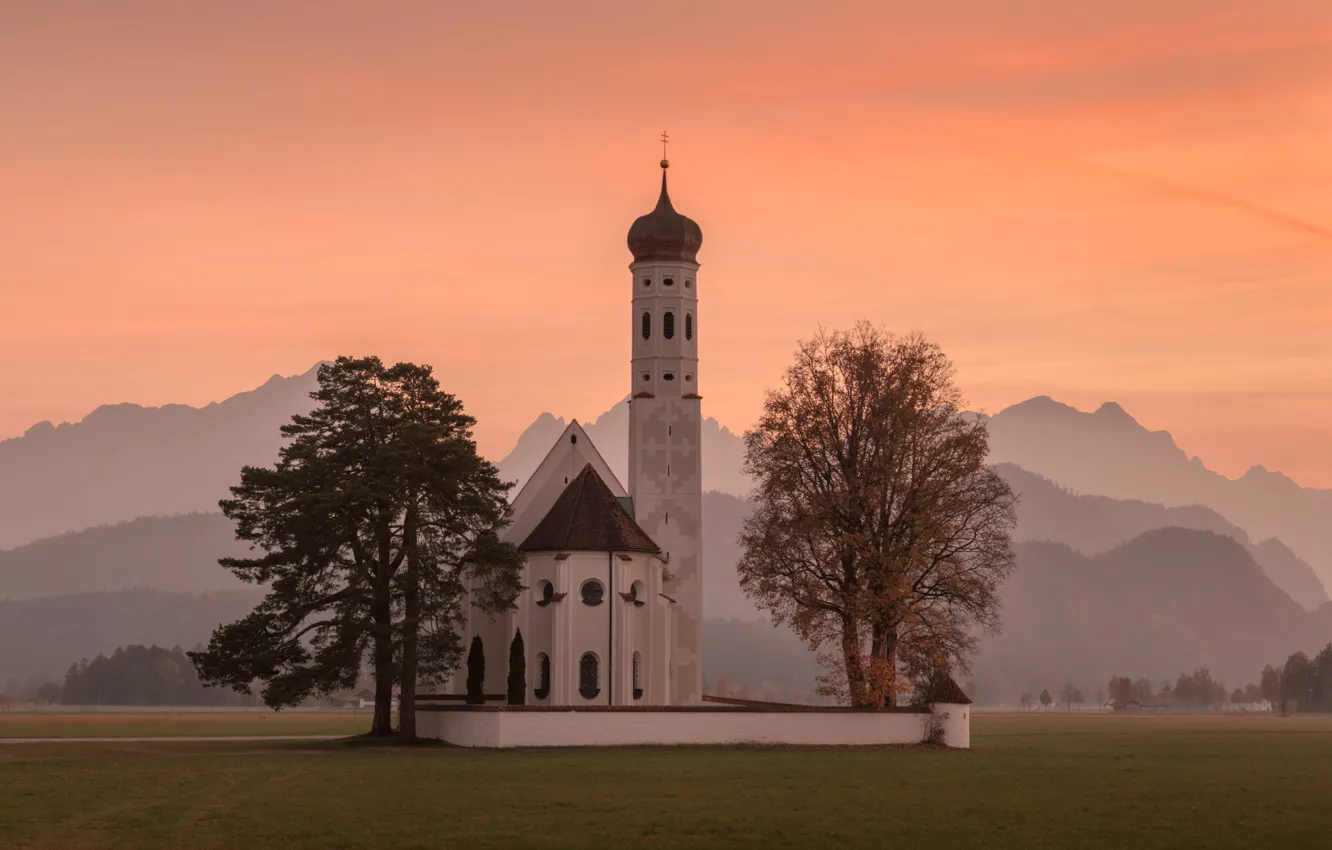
[
  {"x1": 189, "y1": 357, "x2": 521, "y2": 738},
  {"x1": 738, "y1": 324, "x2": 1017, "y2": 707}
]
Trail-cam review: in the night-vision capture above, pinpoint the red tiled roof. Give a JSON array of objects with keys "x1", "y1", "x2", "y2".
[{"x1": 520, "y1": 464, "x2": 661, "y2": 554}]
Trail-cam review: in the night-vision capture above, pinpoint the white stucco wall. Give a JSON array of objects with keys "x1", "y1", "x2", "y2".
[
  {"x1": 933, "y1": 702, "x2": 970, "y2": 749},
  {"x1": 418, "y1": 707, "x2": 969, "y2": 749}
]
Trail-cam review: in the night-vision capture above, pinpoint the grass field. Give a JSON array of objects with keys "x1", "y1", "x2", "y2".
[
  {"x1": 0, "y1": 709, "x2": 370, "y2": 739},
  {"x1": 3, "y1": 713, "x2": 1332, "y2": 849}
]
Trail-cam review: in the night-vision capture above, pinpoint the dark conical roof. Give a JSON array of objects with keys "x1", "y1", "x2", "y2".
[
  {"x1": 925, "y1": 676, "x2": 973, "y2": 705},
  {"x1": 627, "y1": 166, "x2": 703, "y2": 264},
  {"x1": 520, "y1": 464, "x2": 661, "y2": 554}
]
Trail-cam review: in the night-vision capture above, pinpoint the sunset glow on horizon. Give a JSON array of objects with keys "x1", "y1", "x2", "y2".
[{"x1": 3, "y1": 2, "x2": 1330, "y2": 485}]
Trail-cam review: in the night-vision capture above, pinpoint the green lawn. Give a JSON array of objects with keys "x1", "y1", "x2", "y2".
[
  {"x1": 2, "y1": 713, "x2": 1331, "y2": 849},
  {"x1": 0, "y1": 710, "x2": 370, "y2": 739}
]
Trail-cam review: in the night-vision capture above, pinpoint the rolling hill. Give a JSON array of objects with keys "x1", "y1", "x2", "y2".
[{"x1": 0, "y1": 588, "x2": 263, "y2": 688}]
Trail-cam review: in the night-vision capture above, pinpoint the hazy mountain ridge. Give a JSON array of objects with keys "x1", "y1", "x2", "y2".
[
  {"x1": 998, "y1": 463, "x2": 1328, "y2": 610},
  {"x1": 0, "y1": 513, "x2": 250, "y2": 601},
  {"x1": 5, "y1": 364, "x2": 1325, "y2": 595},
  {"x1": 0, "y1": 366, "x2": 321, "y2": 550},
  {"x1": 0, "y1": 588, "x2": 263, "y2": 687},
  {"x1": 974, "y1": 529, "x2": 1322, "y2": 700},
  {"x1": 500, "y1": 397, "x2": 1330, "y2": 591},
  {"x1": 494, "y1": 400, "x2": 750, "y2": 497},
  {"x1": 980, "y1": 397, "x2": 1332, "y2": 590},
  {"x1": 5, "y1": 509, "x2": 1327, "y2": 702}
]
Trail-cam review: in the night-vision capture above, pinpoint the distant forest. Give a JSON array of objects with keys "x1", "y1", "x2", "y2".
[{"x1": 60, "y1": 645, "x2": 260, "y2": 707}]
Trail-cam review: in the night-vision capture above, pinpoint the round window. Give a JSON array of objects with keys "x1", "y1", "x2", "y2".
[{"x1": 580, "y1": 580, "x2": 604, "y2": 606}]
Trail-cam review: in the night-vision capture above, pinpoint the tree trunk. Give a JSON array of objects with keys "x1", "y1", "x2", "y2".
[
  {"x1": 840, "y1": 615, "x2": 870, "y2": 707},
  {"x1": 370, "y1": 582, "x2": 395, "y2": 736},
  {"x1": 870, "y1": 625, "x2": 898, "y2": 707},
  {"x1": 398, "y1": 507, "x2": 420, "y2": 741}
]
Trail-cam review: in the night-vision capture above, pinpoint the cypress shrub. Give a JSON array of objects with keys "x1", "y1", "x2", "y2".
[
  {"x1": 465, "y1": 635, "x2": 485, "y2": 705},
  {"x1": 507, "y1": 630, "x2": 527, "y2": 705}
]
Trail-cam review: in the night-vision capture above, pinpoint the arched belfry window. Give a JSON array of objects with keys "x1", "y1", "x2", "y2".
[
  {"x1": 641, "y1": 312, "x2": 651, "y2": 340},
  {"x1": 534, "y1": 653, "x2": 550, "y2": 700},
  {"x1": 663, "y1": 312, "x2": 675, "y2": 340},
  {"x1": 579, "y1": 653, "x2": 600, "y2": 699},
  {"x1": 685, "y1": 313, "x2": 693, "y2": 341}
]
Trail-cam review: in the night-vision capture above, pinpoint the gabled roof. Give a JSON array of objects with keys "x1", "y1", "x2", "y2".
[
  {"x1": 503, "y1": 420, "x2": 627, "y2": 546},
  {"x1": 520, "y1": 464, "x2": 660, "y2": 554}
]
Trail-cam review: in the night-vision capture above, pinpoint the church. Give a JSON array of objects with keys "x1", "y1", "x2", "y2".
[
  {"x1": 440, "y1": 154, "x2": 705, "y2": 708},
  {"x1": 419, "y1": 157, "x2": 972, "y2": 748}
]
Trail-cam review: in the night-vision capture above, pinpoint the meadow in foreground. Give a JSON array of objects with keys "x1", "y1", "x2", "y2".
[
  {"x1": 0, "y1": 709, "x2": 368, "y2": 739},
  {"x1": 2, "y1": 713, "x2": 1331, "y2": 849}
]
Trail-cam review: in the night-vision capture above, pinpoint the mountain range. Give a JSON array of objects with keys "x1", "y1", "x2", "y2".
[
  {"x1": 0, "y1": 366, "x2": 320, "y2": 551},
  {"x1": 5, "y1": 366, "x2": 1326, "y2": 594},
  {"x1": 3, "y1": 367, "x2": 1329, "y2": 701},
  {"x1": 980, "y1": 397, "x2": 1332, "y2": 596}
]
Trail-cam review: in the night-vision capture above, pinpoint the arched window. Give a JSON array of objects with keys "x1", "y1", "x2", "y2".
[
  {"x1": 579, "y1": 652, "x2": 600, "y2": 699},
  {"x1": 685, "y1": 313, "x2": 692, "y2": 341},
  {"x1": 633, "y1": 652, "x2": 643, "y2": 700},
  {"x1": 663, "y1": 311, "x2": 675, "y2": 339},
  {"x1": 534, "y1": 653, "x2": 550, "y2": 700},
  {"x1": 629, "y1": 580, "x2": 645, "y2": 607},
  {"x1": 580, "y1": 580, "x2": 604, "y2": 606},
  {"x1": 535, "y1": 580, "x2": 554, "y2": 607},
  {"x1": 641, "y1": 312, "x2": 651, "y2": 340}
]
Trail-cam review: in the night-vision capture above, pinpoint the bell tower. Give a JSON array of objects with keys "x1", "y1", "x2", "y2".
[{"x1": 626, "y1": 150, "x2": 704, "y2": 704}]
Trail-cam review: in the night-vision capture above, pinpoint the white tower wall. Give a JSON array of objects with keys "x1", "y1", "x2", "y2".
[{"x1": 629, "y1": 259, "x2": 703, "y2": 705}]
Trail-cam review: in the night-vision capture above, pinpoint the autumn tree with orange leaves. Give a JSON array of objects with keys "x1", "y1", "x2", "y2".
[{"x1": 737, "y1": 324, "x2": 1017, "y2": 708}]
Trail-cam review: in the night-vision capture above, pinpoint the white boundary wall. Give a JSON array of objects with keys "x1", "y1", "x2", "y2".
[{"x1": 418, "y1": 705, "x2": 970, "y2": 749}]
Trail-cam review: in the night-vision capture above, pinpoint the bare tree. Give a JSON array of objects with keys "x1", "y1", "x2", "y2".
[
  {"x1": 1060, "y1": 681, "x2": 1078, "y2": 711},
  {"x1": 737, "y1": 324, "x2": 1017, "y2": 707}
]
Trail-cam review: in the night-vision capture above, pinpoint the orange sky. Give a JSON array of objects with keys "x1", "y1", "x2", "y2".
[{"x1": 2, "y1": 1, "x2": 1331, "y2": 485}]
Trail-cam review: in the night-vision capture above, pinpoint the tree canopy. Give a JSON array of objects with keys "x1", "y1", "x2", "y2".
[
  {"x1": 737, "y1": 324, "x2": 1017, "y2": 707},
  {"x1": 189, "y1": 356, "x2": 522, "y2": 737}
]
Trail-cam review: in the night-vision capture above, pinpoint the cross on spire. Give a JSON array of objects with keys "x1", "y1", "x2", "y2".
[{"x1": 661, "y1": 131, "x2": 669, "y2": 158}]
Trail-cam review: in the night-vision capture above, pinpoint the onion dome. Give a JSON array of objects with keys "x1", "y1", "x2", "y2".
[{"x1": 627, "y1": 161, "x2": 703, "y2": 263}]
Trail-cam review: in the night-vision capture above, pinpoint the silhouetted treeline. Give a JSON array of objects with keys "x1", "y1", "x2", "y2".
[
  {"x1": 1105, "y1": 669, "x2": 1247, "y2": 709},
  {"x1": 61, "y1": 644, "x2": 258, "y2": 707},
  {"x1": 1260, "y1": 644, "x2": 1332, "y2": 715}
]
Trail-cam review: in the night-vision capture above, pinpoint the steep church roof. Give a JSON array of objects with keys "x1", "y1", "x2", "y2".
[
  {"x1": 503, "y1": 420, "x2": 627, "y2": 546},
  {"x1": 520, "y1": 464, "x2": 660, "y2": 554}
]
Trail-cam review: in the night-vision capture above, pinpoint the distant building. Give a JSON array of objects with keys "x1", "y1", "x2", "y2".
[{"x1": 1112, "y1": 699, "x2": 1166, "y2": 713}]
